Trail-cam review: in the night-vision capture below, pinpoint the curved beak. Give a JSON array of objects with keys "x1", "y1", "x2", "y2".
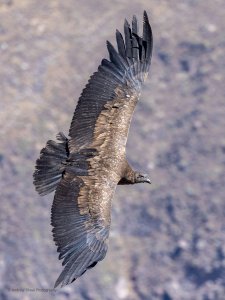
[
  {"x1": 145, "y1": 177, "x2": 151, "y2": 184},
  {"x1": 142, "y1": 174, "x2": 151, "y2": 184}
]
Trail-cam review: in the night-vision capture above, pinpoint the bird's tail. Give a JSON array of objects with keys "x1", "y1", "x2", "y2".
[{"x1": 33, "y1": 132, "x2": 69, "y2": 196}]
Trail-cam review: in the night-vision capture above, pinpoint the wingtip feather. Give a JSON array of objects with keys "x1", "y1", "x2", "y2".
[{"x1": 132, "y1": 15, "x2": 138, "y2": 35}]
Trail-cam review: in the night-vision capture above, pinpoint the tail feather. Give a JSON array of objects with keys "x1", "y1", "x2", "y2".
[{"x1": 33, "y1": 132, "x2": 69, "y2": 196}]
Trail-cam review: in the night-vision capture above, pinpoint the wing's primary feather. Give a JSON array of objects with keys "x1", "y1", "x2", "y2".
[
  {"x1": 116, "y1": 29, "x2": 127, "y2": 61},
  {"x1": 142, "y1": 11, "x2": 153, "y2": 74},
  {"x1": 124, "y1": 19, "x2": 133, "y2": 61}
]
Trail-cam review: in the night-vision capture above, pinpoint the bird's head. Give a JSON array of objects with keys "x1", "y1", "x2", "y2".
[{"x1": 134, "y1": 172, "x2": 151, "y2": 184}]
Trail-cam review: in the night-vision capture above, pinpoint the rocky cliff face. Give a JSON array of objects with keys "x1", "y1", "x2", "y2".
[{"x1": 0, "y1": 1, "x2": 225, "y2": 299}]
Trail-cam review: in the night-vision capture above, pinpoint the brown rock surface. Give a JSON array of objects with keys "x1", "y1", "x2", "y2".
[{"x1": 0, "y1": 1, "x2": 225, "y2": 299}]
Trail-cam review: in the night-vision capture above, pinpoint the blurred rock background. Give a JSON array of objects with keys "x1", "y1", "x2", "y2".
[{"x1": 0, "y1": 0, "x2": 225, "y2": 299}]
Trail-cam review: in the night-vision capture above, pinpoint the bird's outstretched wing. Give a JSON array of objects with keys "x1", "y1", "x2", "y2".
[
  {"x1": 68, "y1": 11, "x2": 152, "y2": 151},
  {"x1": 50, "y1": 11, "x2": 153, "y2": 288},
  {"x1": 52, "y1": 171, "x2": 113, "y2": 288}
]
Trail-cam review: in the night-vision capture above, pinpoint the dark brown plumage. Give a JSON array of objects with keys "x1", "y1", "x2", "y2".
[{"x1": 33, "y1": 11, "x2": 153, "y2": 288}]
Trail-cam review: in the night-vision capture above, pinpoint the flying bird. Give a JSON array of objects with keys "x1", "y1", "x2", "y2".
[{"x1": 33, "y1": 11, "x2": 153, "y2": 288}]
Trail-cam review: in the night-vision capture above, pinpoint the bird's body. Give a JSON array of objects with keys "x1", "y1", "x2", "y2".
[{"x1": 33, "y1": 11, "x2": 153, "y2": 288}]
